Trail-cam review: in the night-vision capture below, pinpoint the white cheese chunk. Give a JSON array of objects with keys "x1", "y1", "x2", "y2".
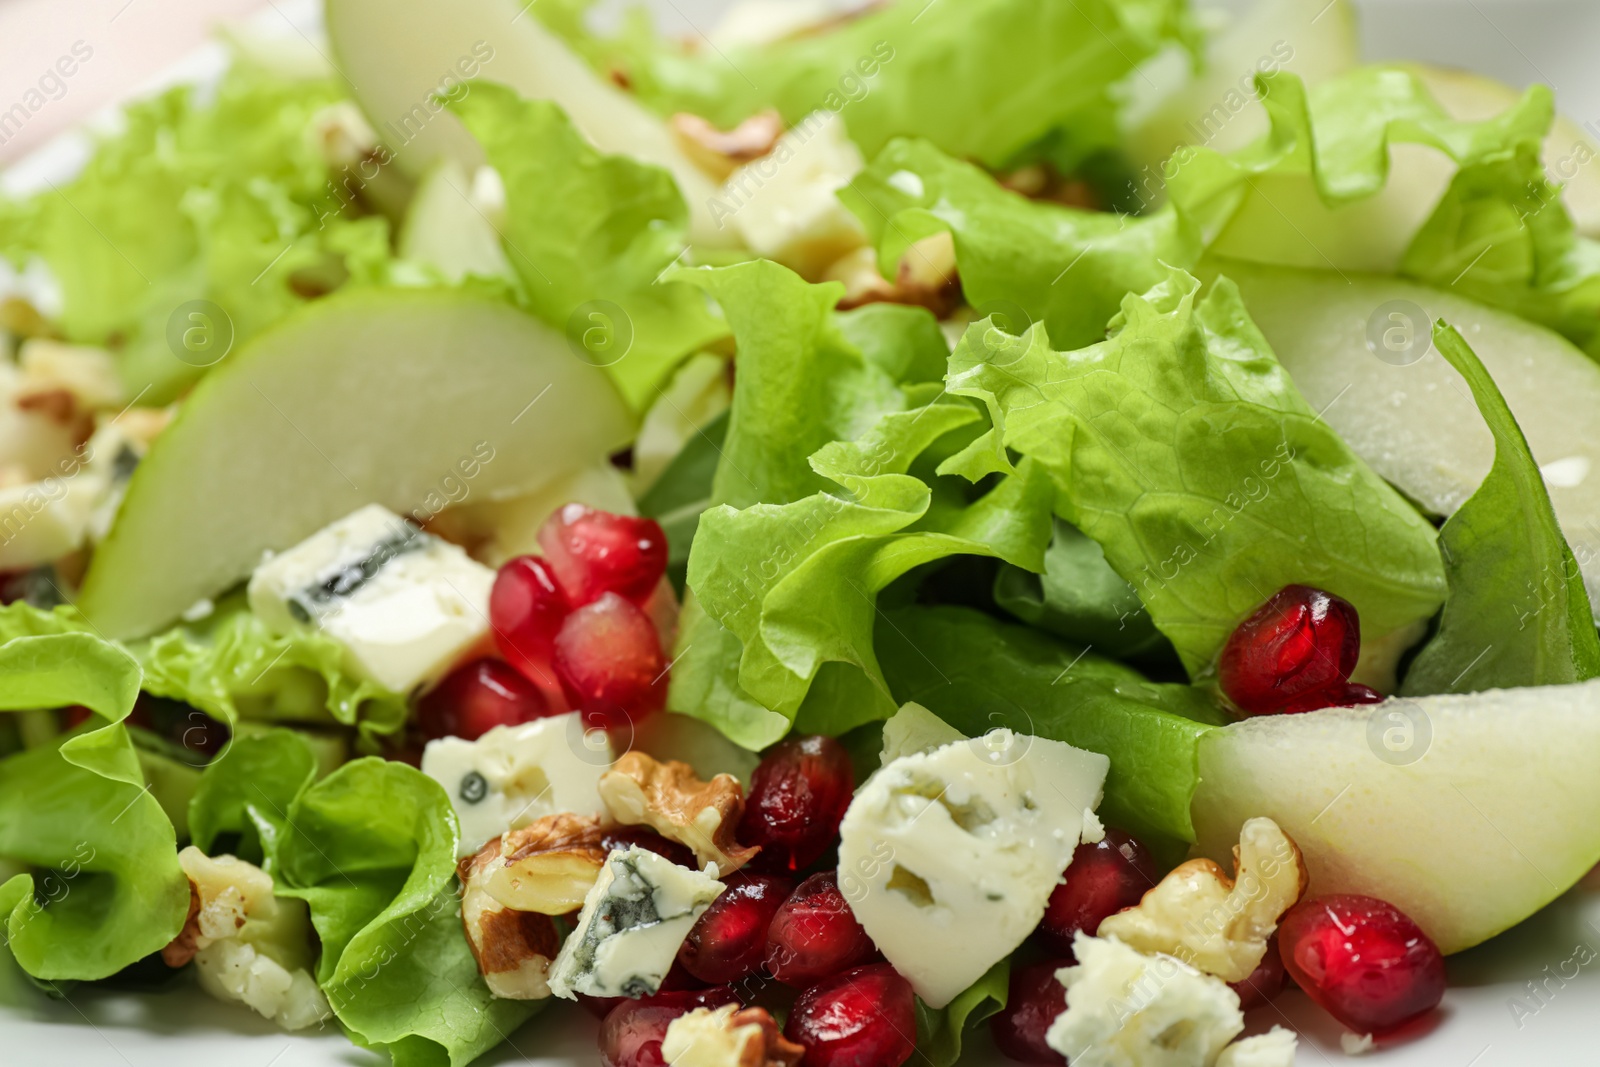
[
  {"x1": 1219, "y1": 1028, "x2": 1300, "y2": 1067},
  {"x1": 547, "y1": 845, "x2": 725, "y2": 1000},
  {"x1": 422, "y1": 714, "x2": 614, "y2": 857},
  {"x1": 247, "y1": 504, "x2": 493, "y2": 693},
  {"x1": 1046, "y1": 934, "x2": 1246, "y2": 1067},
  {"x1": 716, "y1": 110, "x2": 867, "y2": 278},
  {"x1": 878, "y1": 702, "x2": 966, "y2": 767},
  {"x1": 837, "y1": 730, "x2": 1109, "y2": 1009}
]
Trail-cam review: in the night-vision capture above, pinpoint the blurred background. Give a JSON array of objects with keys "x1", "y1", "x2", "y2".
[{"x1": 3, "y1": 0, "x2": 1600, "y2": 165}]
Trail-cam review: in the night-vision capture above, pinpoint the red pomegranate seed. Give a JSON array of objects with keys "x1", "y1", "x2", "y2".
[
  {"x1": 765, "y1": 871, "x2": 877, "y2": 987},
  {"x1": 1231, "y1": 934, "x2": 1287, "y2": 1010},
  {"x1": 1219, "y1": 585, "x2": 1362, "y2": 717},
  {"x1": 415, "y1": 658, "x2": 552, "y2": 740},
  {"x1": 491, "y1": 555, "x2": 570, "y2": 666},
  {"x1": 679, "y1": 871, "x2": 794, "y2": 984},
  {"x1": 739, "y1": 735, "x2": 855, "y2": 873},
  {"x1": 785, "y1": 963, "x2": 916, "y2": 1067},
  {"x1": 553, "y1": 592, "x2": 667, "y2": 731},
  {"x1": 597, "y1": 987, "x2": 739, "y2": 1067},
  {"x1": 1278, "y1": 894, "x2": 1446, "y2": 1035},
  {"x1": 539, "y1": 504, "x2": 668, "y2": 607},
  {"x1": 601, "y1": 827, "x2": 697, "y2": 870},
  {"x1": 990, "y1": 960, "x2": 1069, "y2": 1065},
  {"x1": 1033, "y1": 828, "x2": 1158, "y2": 957}
]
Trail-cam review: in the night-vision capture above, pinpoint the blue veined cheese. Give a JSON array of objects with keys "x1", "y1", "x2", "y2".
[
  {"x1": 836, "y1": 730, "x2": 1109, "y2": 1009},
  {"x1": 547, "y1": 846, "x2": 725, "y2": 1000},
  {"x1": 422, "y1": 714, "x2": 614, "y2": 857},
  {"x1": 247, "y1": 504, "x2": 494, "y2": 693}
]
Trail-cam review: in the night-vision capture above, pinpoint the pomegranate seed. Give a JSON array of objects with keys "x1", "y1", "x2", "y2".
[
  {"x1": 601, "y1": 827, "x2": 697, "y2": 870},
  {"x1": 1033, "y1": 828, "x2": 1158, "y2": 957},
  {"x1": 1231, "y1": 934, "x2": 1287, "y2": 1010},
  {"x1": 679, "y1": 871, "x2": 794, "y2": 984},
  {"x1": 1277, "y1": 682, "x2": 1385, "y2": 715},
  {"x1": 597, "y1": 987, "x2": 739, "y2": 1067},
  {"x1": 491, "y1": 555, "x2": 570, "y2": 668},
  {"x1": 1278, "y1": 894, "x2": 1446, "y2": 1035},
  {"x1": 415, "y1": 658, "x2": 552, "y2": 740},
  {"x1": 990, "y1": 960, "x2": 1068, "y2": 1065},
  {"x1": 765, "y1": 871, "x2": 877, "y2": 987},
  {"x1": 1219, "y1": 585, "x2": 1361, "y2": 717},
  {"x1": 539, "y1": 504, "x2": 668, "y2": 607},
  {"x1": 553, "y1": 592, "x2": 668, "y2": 731},
  {"x1": 739, "y1": 735, "x2": 855, "y2": 873},
  {"x1": 785, "y1": 963, "x2": 916, "y2": 1067}
]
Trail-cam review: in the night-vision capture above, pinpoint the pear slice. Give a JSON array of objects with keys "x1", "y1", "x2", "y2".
[
  {"x1": 1212, "y1": 257, "x2": 1600, "y2": 605},
  {"x1": 323, "y1": 0, "x2": 733, "y2": 247},
  {"x1": 78, "y1": 288, "x2": 634, "y2": 639},
  {"x1": 1191, "y1": 680, "x2": 1600, "y2": 954}
]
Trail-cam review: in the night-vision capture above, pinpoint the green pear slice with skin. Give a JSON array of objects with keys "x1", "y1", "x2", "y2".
[
  {"x1": 324, "y1": 0, "x2": 734, "y2": 247},
  {"x1": 78, "y1": 288, "x2": 634, "y2": 640},
  {"x1": 1211, "y1": 257, "x2": 1600, "y2": 607},
  {"x1": 1191, "y1": 680, "x2": 1600, "y2": 954},
  {"x1": 399, "y1": 159, "x2": 513, "y2": 284}
]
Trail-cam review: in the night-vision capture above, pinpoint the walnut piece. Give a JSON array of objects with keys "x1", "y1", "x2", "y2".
[
  {"x1": 599, "y1": 751, "x2": 759, "y2": 873},
  {"x1": 482, "y1": 812, "x2": 609, "y2": 915},
  {"x1": 662, "y1": 1004, "x2": 805, "y2": 1067},
  {"x1": 827, "y1": 232, "x2": 960, "y2": 318},
  {"x1": 671, "y1": 110, "x2": 785, "y2": 179},
  {"x1": 459, "y1": 835, "x2": 563, "y2": 1000},
  {"x1": 1097, "y1": 817, "x2": 1307, "y2": 982},
  {"x1": 163, "y1": 847, "x2": 277, "y2": 967}
]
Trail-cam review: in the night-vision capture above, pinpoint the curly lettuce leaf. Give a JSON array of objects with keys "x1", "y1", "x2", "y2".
[
  {"x1": 449, "y1": 83, "x2": 728, "y2": 409},
  {"x1": 842, "y1": 138, "x2": 1197, "y2": 352},
  {"x1": 669, "y1": 261, "x2": 1054, "y2": 747},
  {"x1": 1402, "y1": 324, "x2": 1600, "y2": 694},
  {"x1": 878, "y1": 605, "x2": 1223, "y2": 844},
  {"x1": 1166, "y1": 66, "x2": 1600, "y2": 355},
  {"x1": 550, "y1": 0, "x2": 1197, "y2": 169},
  {"x1": 0, "y1": 605, "x2": 189, "y2": 981},
  {"x1": 132, "y1": 594, "x2": 406, "y2": 744},
  {"x1": 275, "y1": 758, "x2": 536, "y2": 1067},
  {"x1": 188, "y1": 728, "x2": 320, "y2": 871},
  {"x1": 0, "y1": 60, "x2": 399, "y2": 403},
  {"x1": 947, "y1": 268, "x2": 1446, "y2": 678}
]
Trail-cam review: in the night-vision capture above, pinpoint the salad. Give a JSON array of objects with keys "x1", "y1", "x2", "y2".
[{"x1": 4, "y1": 0, "x2": 1600, "y2": 1064}]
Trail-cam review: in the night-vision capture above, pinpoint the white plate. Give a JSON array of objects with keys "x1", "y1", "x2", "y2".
[{"x1": 5, "y1": 0, "x2": 1600, "y2": 1063}]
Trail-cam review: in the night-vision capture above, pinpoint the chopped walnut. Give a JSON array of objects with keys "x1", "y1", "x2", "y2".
[
  {"x1": 829, "y1": 232, "x2": 961, "y2": 318},
  {"x1": 671, "y1": 110, "x2": 785, "y2": 180},
  {"x1": 1097, "y1": 817, "x2": 1308, "y2": 982},
  {"x1": 480, "y1": 812, "x2": 609, "y2": 915},
  {"x1": 662, "y1": 1004, "x2": 806, "y2": 1067},
  {"x1": 15, "y1": 339, "x2": 122, "y2": 429},
  {"x1": 599, "y1": 751, "x2": 759, "y2": 874},
  {"x1": 163, "y1": 847, "x2": 277, "y2": 967},
  {"x1": 459, "y1": 836, "x2": 562, "y2": 1000}
]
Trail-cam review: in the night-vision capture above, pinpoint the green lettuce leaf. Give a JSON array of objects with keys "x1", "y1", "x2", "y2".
[
  {"x1": 670, "y1": 261, "x2": 1054, "y2": 747},
  {"x1": 947, "y1": 267, "x2": 1446, "y2": 678},
  {"x1": 1166, "y1": 66, "x2": 1600, "y2": 355},
  {"x1": 1402, "y1": 323, "x2": 1600, "y2": 694},
  {"x1": 993, "y1": 519, "x2": 1171, "y2": 661},
  {"x1": 916, "y1": 959, "x2": 1010, "y2": 1067},
  {"x1": 0, "y1": 59, "x2": 399, "y2": 403},
  {"x1": 550, "y1": 0, "x2": 1197, "y2": 169},
  {"x1": 132, "y1": 594, "x2": 407, "y2": 744},
  {"x1": 877, "y1": 604, "x2": 1224, "y2": 844},
  {"x1": 842, "y1": 138, "x2": 1197, "y2": 352},
  {"x1": 275, "y1": 758, "x2": 537, "y2": 1066},
  {"x1": 449, "y1": 83, "x2": 728, "y2": 409},
  {"x1": 0, "y1": 605, "x2": 189, "y2": 981},
  {"x1": 188, "y1": 728, "x2": 320, "y2": 871}
]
